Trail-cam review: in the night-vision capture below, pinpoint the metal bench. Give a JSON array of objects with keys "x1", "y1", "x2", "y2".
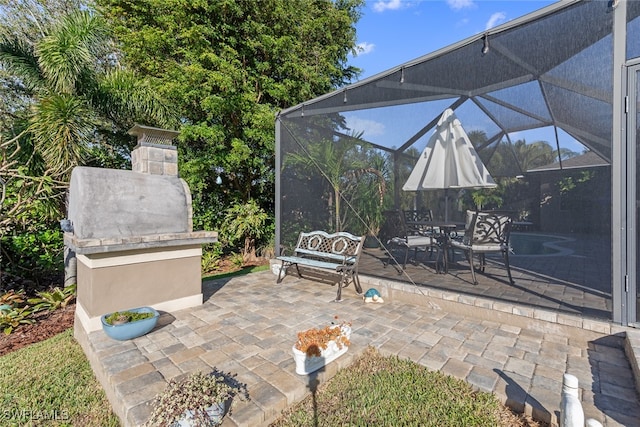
[{"x1": 276, "y1": 230, "x2": 364, "y2": 301}]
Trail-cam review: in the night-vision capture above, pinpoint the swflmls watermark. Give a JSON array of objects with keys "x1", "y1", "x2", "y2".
[{"x1": 1, "y1": 409, "x2": 70, "y2": 421}]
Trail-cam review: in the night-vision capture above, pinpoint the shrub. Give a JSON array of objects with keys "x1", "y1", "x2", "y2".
[
  {"x1": 145, "y1": 370, "x2": 248, "y2": 426},
  {"x1": 201, "y1": 242, "x2": 223, "y2": 274},
  {"x1": 1, "y1": 226, "x2": 63, "y2": 287},
  {"x1": 221, "y1": 200, "x2": 269, "y2": 262},
  {"x1": 230, "y1": 252, "x2": 244, "y2": 268},
  {"x1": 0, "y1": 306, "x2": 35, "y2": 335},
  {"x1": 27, "y1": 284, "x2": 76, "y2": 312},
  {"x1": 0, "y1": 289, "x2": 27, "y2": 308}
]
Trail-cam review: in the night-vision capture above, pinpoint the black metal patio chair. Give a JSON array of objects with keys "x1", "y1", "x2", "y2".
[
  {"x1": 381, "y1": 210, "x2": 440, "y2": 272},
  {"x1": 449, "y1": 210, "x2": 514, "y2": 285}
]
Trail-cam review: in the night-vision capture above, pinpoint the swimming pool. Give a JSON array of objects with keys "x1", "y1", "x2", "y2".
[{"x1": 509, "y1": 232, "x2": 575, "y2": 256}]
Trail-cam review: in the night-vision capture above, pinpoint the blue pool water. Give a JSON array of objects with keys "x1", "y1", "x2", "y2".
[{"x1": 509, "y1": 233, "x2": 574, "y2": 256}]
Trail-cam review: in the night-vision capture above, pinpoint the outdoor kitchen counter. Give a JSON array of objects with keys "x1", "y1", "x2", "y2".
[{"x1": 64, "y1": 230, "x2": 218, "y2": 254}]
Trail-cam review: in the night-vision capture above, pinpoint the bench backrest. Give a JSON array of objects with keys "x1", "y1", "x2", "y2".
[
  {"x1": 294, "y1": 231, "x2": 364, "y2": 264},
  {"x1": 403, "y1": 209, "x2": 433, "y2": 224}
]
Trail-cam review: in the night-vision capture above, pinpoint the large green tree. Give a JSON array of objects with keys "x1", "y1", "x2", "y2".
[{"x1": 97, "y1": 0, "x2": 364, "y2": 237}]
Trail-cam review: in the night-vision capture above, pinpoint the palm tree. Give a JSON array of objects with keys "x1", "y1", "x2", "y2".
[
  {"x1": 0, "y1": 8, "x2": 173, "y2": 290},
  {"x1": 221, "y1": 199, "x2": 269, "y2": 263},
  {"x1": 0, "y1": 9, "x2": 171, "y2": 180},
  {"x1": 0, "y1": 8, "x2": 173, "y2": 240},
  {"x1": 285, "y1": 133, "x2": 387, "y2": 233},
  {"x1": 511, "y1": 139, "x2": 559, "y2": 171}
]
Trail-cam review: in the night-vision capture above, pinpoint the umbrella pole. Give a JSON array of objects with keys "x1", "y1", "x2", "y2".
[{"x1": 444, "y1": 189, "x2": 449, "y2": 222}]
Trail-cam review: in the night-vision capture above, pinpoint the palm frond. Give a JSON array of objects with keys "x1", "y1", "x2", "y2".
[
  {"x1": 35, "y1": 10, "x2": 107, "y2": 94},
  {"x1": 0, "y1": 35, "x2": 44, "y2": 93},
  {"x1": 28, "y1": 93, "x2": 95, "y2": 176},
  {"x1": 94, "y1": 69, "x2": 174, "y2": 127}
]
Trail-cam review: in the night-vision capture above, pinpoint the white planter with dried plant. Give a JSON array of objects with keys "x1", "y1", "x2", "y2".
[{"x1": 292, "y1": 320, "x2": 352, "y2": 375}]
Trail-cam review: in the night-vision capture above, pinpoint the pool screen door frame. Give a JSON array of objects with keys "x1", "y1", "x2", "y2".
[{"x1": 628, "y1": 63, "x2": 640, "y2": 327}]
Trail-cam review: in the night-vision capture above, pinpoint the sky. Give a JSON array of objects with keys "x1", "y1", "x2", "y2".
[
  {"x1": 342, "y1": 0, "x2": 588, "y2": 155},
  {"x1": 350, "y1": 0, "x2": 557, "y2": 81}
]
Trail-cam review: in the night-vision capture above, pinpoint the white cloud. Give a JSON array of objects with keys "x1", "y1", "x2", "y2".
[
  {"x1": 485, "y1": 12, "x2": 506, "y2": 30},
  {"x1": 373, "y1": 0, "x2": 403, "y2": 13},
  {"x1": 446, "y1": 0, "x2": 475, "y2": 11},
  {"x1": 355, "y1": 42, "x2": 375, "y2": 56},
  {"x1": 456, "y1": 17, "x2": 470, "y2": 28},
  {"x1": 345, "y1": 117, "x2": 385, "y2": 138}
]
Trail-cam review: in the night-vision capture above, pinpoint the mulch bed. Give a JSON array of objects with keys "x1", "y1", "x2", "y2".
[
  {"x1": 0, "y1": 304, "x2": 76, "y2": 357},
  {"x1": 0, "y1": 257, "x2": 267, "y2": 358},
  {"x1": 0, "y1": 255, "x2": 268, "y2": 359}
]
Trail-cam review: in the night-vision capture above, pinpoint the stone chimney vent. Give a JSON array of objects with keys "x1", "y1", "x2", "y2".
[{"x1": 129, "y1": 124, "x2": 180, "y2": 176}]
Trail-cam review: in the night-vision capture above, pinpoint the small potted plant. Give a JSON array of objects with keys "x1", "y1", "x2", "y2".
[
  {"x1": 101, "y1": 306, "x2": 159, "y2": 340},
  {"x1": 145, "y1": 369, "x2": 249, "y2": 427},
  {"x1": 292, "y1": 317, "x2": 352, "y2": 375}
]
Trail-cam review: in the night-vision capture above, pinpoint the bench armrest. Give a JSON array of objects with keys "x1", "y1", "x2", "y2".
[{"x1": 279, "y1": 244, "x2": 293, "y2": 257}]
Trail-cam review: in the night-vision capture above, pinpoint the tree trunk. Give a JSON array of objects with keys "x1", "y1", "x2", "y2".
[{"x1": 243, "y1": 237, "x2": 258, "y2": 263}]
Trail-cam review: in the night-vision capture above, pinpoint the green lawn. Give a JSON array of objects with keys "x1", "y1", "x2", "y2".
[
  {"x1": 271, "y1": 346, "x2": 536, "y2": 427},
  {"x1": 202, "y1": 263, "x2": 269, "y2": 281},
  {"x1": 0, "y1": 333, "x2": 534, "y2": 427},
  {"x1": 0, "y1": 329, "x2": 120, "y2": 427}
]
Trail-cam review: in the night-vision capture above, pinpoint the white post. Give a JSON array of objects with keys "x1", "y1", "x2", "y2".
[{"x1": 560, "y1": 373, "x2": 584, "y2": 427}]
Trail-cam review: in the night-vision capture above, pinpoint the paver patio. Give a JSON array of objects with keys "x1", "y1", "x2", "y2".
[{"x1": 75, "y1": 270, "x2": 640, "y2": 426}]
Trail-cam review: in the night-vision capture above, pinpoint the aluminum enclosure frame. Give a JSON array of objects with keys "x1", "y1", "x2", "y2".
[{"x1": 276, "y1": 0, "x2": 639, "y2": 326}]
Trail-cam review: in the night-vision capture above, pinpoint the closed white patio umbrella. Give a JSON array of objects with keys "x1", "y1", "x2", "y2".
[{"x1": 402, "y1": 108, "x2": 497, "y2": 221}]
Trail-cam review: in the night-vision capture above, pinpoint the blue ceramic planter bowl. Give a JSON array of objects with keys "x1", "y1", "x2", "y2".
[{"x1": 101, "y1": 306, "x2": 159, "y2": 340}]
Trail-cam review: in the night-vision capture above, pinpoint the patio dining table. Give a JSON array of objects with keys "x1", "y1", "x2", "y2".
[{"x1": 406, "y1": 221, "x2": 462, "y2": 273}]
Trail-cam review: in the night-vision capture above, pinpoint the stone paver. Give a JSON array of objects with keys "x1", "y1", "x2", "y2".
[{"x1": 75, "y1": 271, "x2": 640, "y2": 427}]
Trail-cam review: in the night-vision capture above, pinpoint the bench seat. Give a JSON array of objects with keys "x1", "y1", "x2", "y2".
[
  {"x1": 276, "y1": 230, "x2": 364, "y2": 301},
  {"x1": 277, "y1": 256, "x2": 350, "y2": 272}
]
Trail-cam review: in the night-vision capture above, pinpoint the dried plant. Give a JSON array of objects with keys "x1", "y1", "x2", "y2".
[
  {"x1": 294, "y1": 318, "x2": 352, "y2": 357},
  {"x1": 0, "y1": 289, "x2": 27, "y2": 307}
]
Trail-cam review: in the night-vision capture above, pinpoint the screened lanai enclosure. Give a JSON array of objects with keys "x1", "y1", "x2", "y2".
[{"x1": 276, "y1": 0, "x2": 640, "y2": 327}]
